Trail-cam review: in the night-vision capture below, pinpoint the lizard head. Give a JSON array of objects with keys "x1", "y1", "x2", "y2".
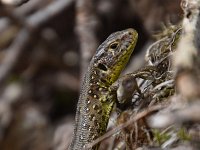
[{"x1": 93, "y1": 28, "x2": 138, "y2": 85}]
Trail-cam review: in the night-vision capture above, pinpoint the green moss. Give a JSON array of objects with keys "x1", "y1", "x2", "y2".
[
  {"x1": 177, "y1": 128, "x2": 191, "y2": 141},
  {"x1": 153, "y1": 129, "x2": 171, "y2": 145}
]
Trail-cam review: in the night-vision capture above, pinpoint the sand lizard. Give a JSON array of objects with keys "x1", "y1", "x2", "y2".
[{"x1": 68, "y1": 28, "x2": 138, "y2": 150}]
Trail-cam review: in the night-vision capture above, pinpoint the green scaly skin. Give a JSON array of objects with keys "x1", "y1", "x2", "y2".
[{"x1": 68, "y1": 28, "x2": 138, "y2": 150}]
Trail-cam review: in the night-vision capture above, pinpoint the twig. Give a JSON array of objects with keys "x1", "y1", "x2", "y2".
[
  {"x1": 1, "y1": 0, "x2": 30, "y2": 6},
  {"x1": 75, "y1": 0, "x2": 99, "y2": 75},
  {"x1": 153, "y1": 79, "x2": 174, "y2": 91},
  {"x1": 0, "y1": 29, "x2": 31, "y2": 85},
  {"x1": 0, "y1": 0, "x2": 75, "y2": 85},
  {"x1": 27, "y1": 0, "x2": 75, "y2": 28},
  {"x1": 84, "y1": 104, "x2": 166, "y2": 149}
]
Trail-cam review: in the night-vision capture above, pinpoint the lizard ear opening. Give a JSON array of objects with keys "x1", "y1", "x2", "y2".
[{"x1": 97, "y1": 63, "x2": 107, "y2": 71}]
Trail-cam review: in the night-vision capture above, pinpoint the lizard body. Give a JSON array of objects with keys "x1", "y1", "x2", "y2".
[{"x1": 68, "y1": 28, "x2": 138, "y2": 150}]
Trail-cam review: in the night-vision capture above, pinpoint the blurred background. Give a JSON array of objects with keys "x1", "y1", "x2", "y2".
[{"x1": 0, "y1": 0, "x2": 182, "y2": 149}]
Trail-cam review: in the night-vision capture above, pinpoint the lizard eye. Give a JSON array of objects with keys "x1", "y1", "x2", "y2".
[
  {"x1": 97, "y1": 63, "x2": 107, "y2": 71},
  {"x1": 109, "y1": 41, "x2": 119, "y2": 50}
]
